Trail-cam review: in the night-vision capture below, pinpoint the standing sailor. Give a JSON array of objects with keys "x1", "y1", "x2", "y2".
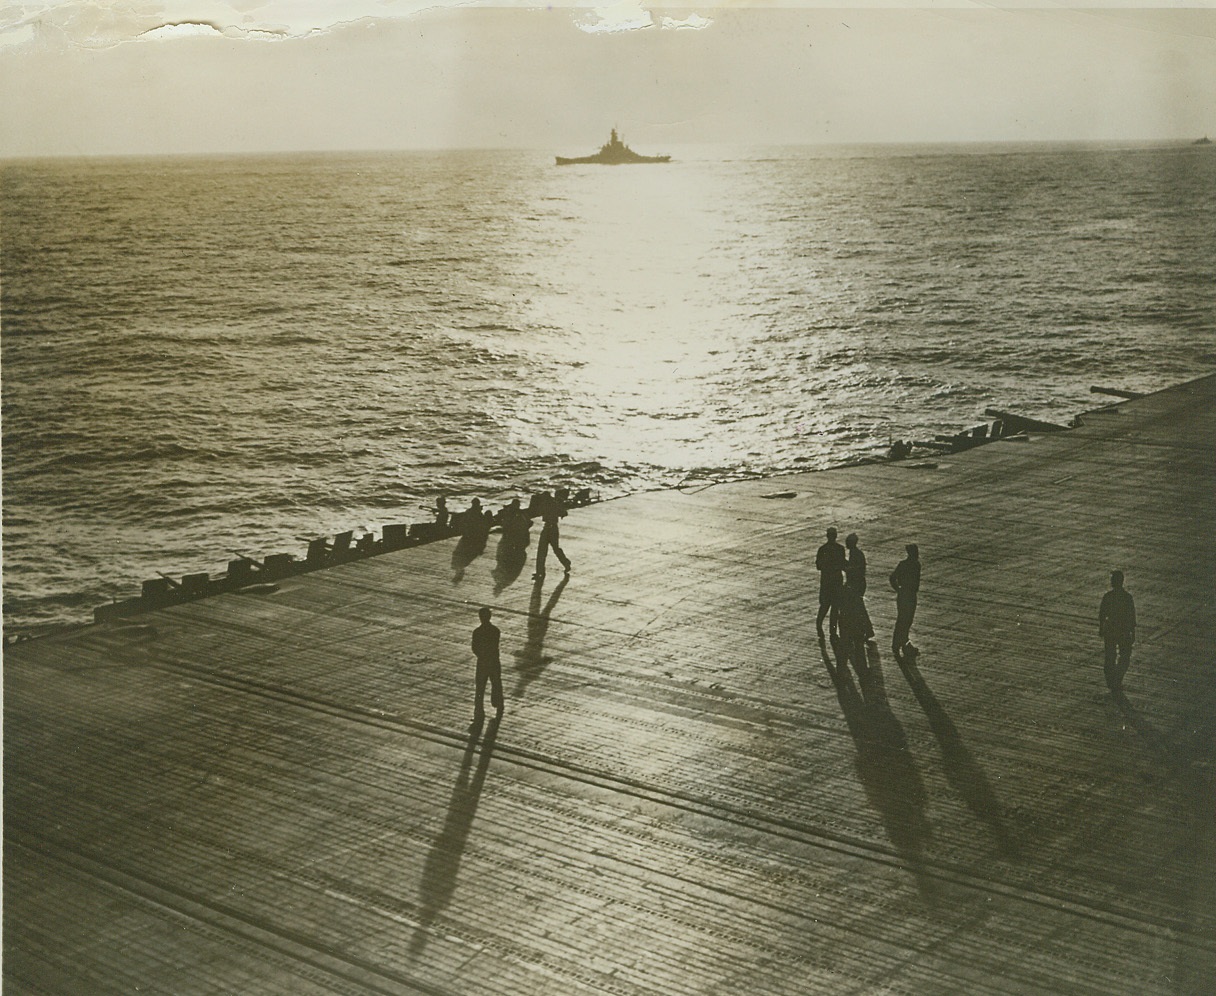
[
  {"x1": 890, "y1": 543, "x2": 921, "y2": 660},
  {"x1": 471, "y1": 607, "x2": 504, "y2": 723},
  {"x1": 1098, "y1": 570, "x2": 1136, "y2": 695},
  {"x1": 844, "y1": 531, "x2": 875, "y2": 643},
  {"x1": 816, "y1": 527, "x2": 847, "y2": 639}
]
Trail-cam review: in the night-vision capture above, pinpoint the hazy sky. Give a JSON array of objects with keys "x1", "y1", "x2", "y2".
[{"x1": 2, "y1": 2, "x2": 1215, "y2": 156}]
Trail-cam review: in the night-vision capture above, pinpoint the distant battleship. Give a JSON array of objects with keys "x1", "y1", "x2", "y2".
[
  {"x1": 1193, "y1": 136, "x2": 1212, "y2": 145},
  {"x1": 555, "y1": 128, "x2": 671, "y2": 165}
]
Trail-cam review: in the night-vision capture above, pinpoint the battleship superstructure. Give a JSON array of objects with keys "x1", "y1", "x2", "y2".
[{"x1": 555, "y1": 128, "x2": 671, "y2": 165}]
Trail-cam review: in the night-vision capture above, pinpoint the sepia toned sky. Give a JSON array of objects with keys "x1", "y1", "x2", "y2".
[{"x1": 1, "y1": 2, "x2": 1215, "y2": 157}]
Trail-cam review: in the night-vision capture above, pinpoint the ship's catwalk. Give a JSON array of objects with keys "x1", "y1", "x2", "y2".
[{"x1": 5, "y1": 376, "x2": 1214, "y2": 994}]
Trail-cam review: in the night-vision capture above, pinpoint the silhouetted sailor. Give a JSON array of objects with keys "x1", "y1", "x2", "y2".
[
  {"x1": 433, "y1": 496, "x2": 450, "y2": 531},
  {"x1": 845, "y1": 532, "x2": 875, "y2": 642},
  {"x1": 816, "y1": 527, "x2": 847, "y2": 638},
  {"x1": 836, "y1": 583, "x2": 870, "y2": 674},
  {"x1": 460, "y1": 498, "x2": 490, "y2": 541},
  {"x1": 496, "y1": 498, "x2": 527, "y2": 544},
  {"x1": 533, "y1": 491, "x2": 571, "y2": 580},
  {"x1": 890, "y1": 543, "x2": 921, "y2": 659},
  {"x1": 471, "y1": 607, "x2": 504, "y2": 721},
  {"x1": 1099, "y1": 570, "x2": 1136, "y2": 695},
  {"x1": 496, "y1": 497, "x2": 519, "y2": 525}
]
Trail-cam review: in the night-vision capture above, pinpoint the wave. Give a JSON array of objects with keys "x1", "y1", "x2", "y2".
[
  {"x1": 462, "y1": 323, "x2": 521, "y2": 334},
  {"x1": 387, "y1": 256, "x2": 477, "y2": 266}
]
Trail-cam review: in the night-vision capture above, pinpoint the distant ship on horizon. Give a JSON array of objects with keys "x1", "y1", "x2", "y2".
[
  {"x1": 1193, "y1": 136, "x2": 1212, "y2": 145},
  {"x1": 555, "y1": 128, "x2": 671, "y2": 165}
]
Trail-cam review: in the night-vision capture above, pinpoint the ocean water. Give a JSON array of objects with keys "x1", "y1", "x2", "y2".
[{"x1": 3, "y1": 142, "x2": 1214, "y2": 632}]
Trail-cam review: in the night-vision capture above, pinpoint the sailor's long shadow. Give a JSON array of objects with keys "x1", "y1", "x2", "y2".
[
  {"x1": 492, "y1": 529, "x2": 531, "y2": 595},
  {"x1": 513, "y1": 574, "x2": 568, "y2": 697},
  {"x1": 896, "y1": 656, "x2": 1019, "y2": 859},
  {"x1": 1112, "y1": 689, "x2": 1171, "y2": 757},
  {"x1": 1120, "y1": 682, "x2": 1216, "y2": 994},
  {"x1": 1115, "y1": 681, "x2": 1216, "y2": 777},
  {"x1": 820, "y1": 637, "x2": 937, "y2": 901},
  {"x1": 450, "y1": 529, "x2": 489, "y2": 583},
  {"x1": 409, "y1": 717, "x2": 500, "y2": 960}
]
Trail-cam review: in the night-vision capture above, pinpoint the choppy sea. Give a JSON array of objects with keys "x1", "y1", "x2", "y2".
[{"x1": 3, "y1": 142, "x2": 1214, "y2": 632}]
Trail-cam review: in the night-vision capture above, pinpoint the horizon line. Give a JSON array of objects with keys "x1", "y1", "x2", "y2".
[{"x1": 3, "y1": 135, "x2": 1211, "y2": 164}]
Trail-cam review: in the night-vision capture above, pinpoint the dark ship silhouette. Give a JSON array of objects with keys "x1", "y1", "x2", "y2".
[{"x1": 555, "y1": 128, "x2": 671, "y2": 165}]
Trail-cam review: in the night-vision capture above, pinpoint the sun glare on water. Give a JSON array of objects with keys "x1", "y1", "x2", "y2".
[{"x1": 501, "y1": 160, "x2": 770, "y2": 474}]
